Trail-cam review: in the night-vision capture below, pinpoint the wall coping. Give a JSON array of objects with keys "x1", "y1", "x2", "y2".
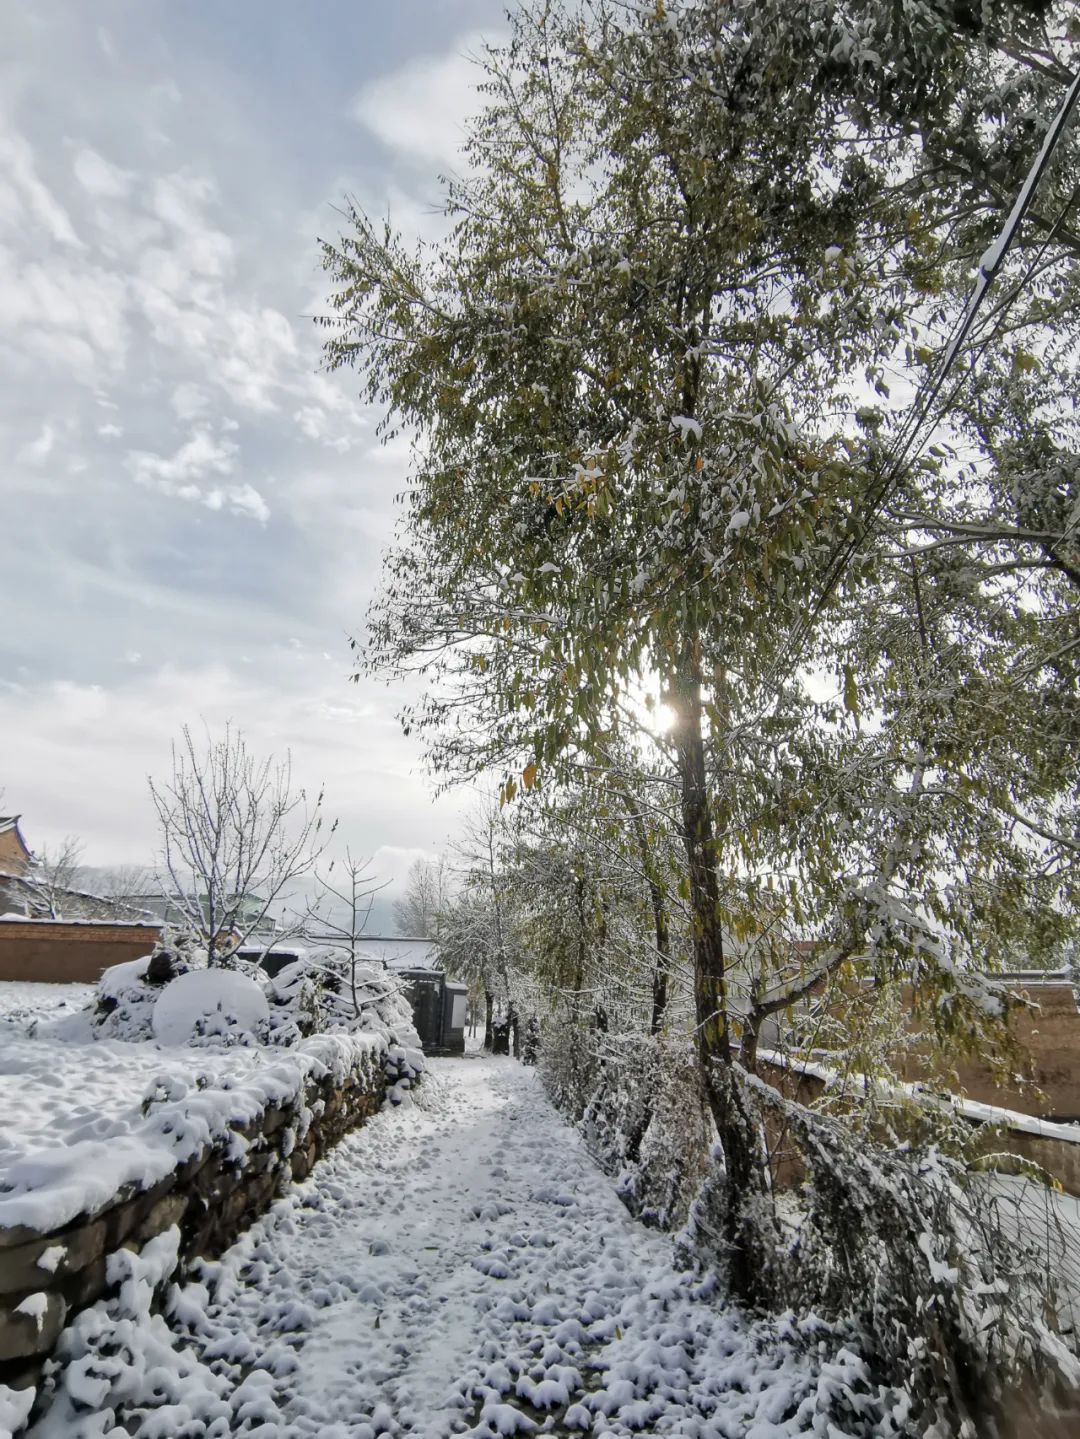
[
  {"x1": 0, "y1": 921, "x2": 162, "y2": 941},
  {"x1": 756, "y1": 1048, "x2": 1080, "y2": 1146}
]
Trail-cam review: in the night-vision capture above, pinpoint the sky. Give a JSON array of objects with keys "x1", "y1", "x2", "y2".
[{"x1": 0, "y1": 0, "x2": 509, "y2": 901}]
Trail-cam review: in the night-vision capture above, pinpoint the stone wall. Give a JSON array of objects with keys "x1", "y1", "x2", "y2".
[
  {"x1": 0, "y1": 920, "x2": 163, "y2": 984},
  {"x1": 0, "y1": 1051, "x2": 385, "y2": 1393}
]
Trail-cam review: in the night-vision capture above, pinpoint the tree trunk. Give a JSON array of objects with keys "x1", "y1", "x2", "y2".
[
  {"x1": 630, "y1": 812, "x2": 671, "y2": 1035},
  {"x1": 483, "y1": 989, "x2": 494, "y2": 1052},
  {"x1": 669, "y1": 642, "x2": 773, "y2": 1301},
  {"x1": 491, "y1": 1016, "x2": 511, "y2": 1055},
  {"x1": 669, "y1": 647, "x2": 731, "y2": 1084},
  {"x1": 649, "y1": 890, "x2": 671, "y2": 1036}
]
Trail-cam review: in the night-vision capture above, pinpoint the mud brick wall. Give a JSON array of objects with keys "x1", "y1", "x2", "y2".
[
  {"x1": 924, "y1": 982, "x2": 1080, "y2": 1123},
  {"x1": 756, "y1": 1056, "x2": 1080, "y2": 1198},
  {"x1": 0, "y1": 922, "x2": 163, "y2": 984},
  {"x1": 0, "y1": 1056, "x2": 386, "y2": 1390}
]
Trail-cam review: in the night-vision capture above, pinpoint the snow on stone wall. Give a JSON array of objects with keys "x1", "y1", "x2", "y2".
[{"x1": 0, "y1": 1032, "x2": 388, "y2": 1394}]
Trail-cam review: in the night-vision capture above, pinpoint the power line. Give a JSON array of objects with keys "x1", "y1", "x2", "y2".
[{"x1": 770, "y1": 60, "x2": 1080, "y2": 686}]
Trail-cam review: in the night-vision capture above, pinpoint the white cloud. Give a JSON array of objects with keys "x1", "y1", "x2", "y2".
[
  {"x1": 133, "y1": 267, "x2": 298, "y2": 415},
  {"x1": 17, "y1": 330, "x2": 97, "y2": 379},
  {"x1": 0, "y1": 7, "x2": 505, "y2": 885},
  {"x1": 0, "y1": 242, "x2": 130, "y2": 372},
  {"x1": 171, "y1": 382, "x2": 210, "y2": 421},
  {"x1": 125, "y1": 428, "x2": 268, "y2": 520},
  {"x1": 127, "y1": 427, "x2": 237, "y2": 487},
  {"x1": 0, "y1": 127, "x2": 81, "y2": 247},
  {"x1": 209, "y1": 482, "x2": 271, "y2": 523},
  {"x1": 17, "y1": 423, "x2": 55, "y2": 463},
  {"x1": 0, "y1": 663, "x2": 467, "y2": 868},
  {"x1": 71, "y1": 146, "x2": 134, "y2": 200},
  {"x1": 216, "y1": 305, "x2": 297, "y2": 411},
  {"x1": 349, "y1": 32, "x2": 493, "y2": 169},
  {"x1": 150, "y1": 171, "x2": 233, "y2": 278}
]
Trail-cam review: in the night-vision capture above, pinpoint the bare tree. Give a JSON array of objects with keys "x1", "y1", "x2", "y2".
[
  {"x1": 34, "y1": 836, "x2": 85, "y2": 919},
  {"x1": 441, "y1": 802, "x2": 525, "y2": 1054},
  {"x1": 304, "y1": 850, "x2": 389, "y2": 1016},
  {"x1": 149, "y1": 724, "x2": 333, "y2": 964},
  {"x1": 90, "y1": 864, "x2": 156, "y2": 919},
  {"x1": 392, "y1": 855, "x2": 449, "y2": 939}
]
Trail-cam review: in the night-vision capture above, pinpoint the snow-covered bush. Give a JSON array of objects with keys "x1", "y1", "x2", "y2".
[
  {"x1": 49, "y1": 935, "x2": 423, "y2": 1081},
  {"x1": 622, "y1": 1040, "x2": 712, "y2": 1231},
  {"x1": 152, "y1": 968, "x2": 271, "y2": 1048},
  {"x1": 546, "y1": 1004, "x2": 1080, "y2": 1432},
  {"x1": 541, "y1": 1023, "x2": 711, "y2": 1232},
  {"x1": 73, "y1": 930, "x2": 209, "y2": 1042},
  {"x1": 538, "y1": 1010, "x2": 601, "y2": 1123},
  {"x1": 678, "y1": 1067, "x2": 1080, "y2": 1437},
  {"x1": 265, "y1": 948, "x2": 419, "y2": 1043},
  {"x1": 264, "y1": 948, "x2": 424, "y2": 1093}
]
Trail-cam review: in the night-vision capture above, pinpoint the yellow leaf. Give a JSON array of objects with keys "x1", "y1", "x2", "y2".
[
  {"x1": 523, "y1": 762, "x2": 538, "y2": 790},
  {"x1": 843, "y1": 665, "x2": 859, "y2": 717}
]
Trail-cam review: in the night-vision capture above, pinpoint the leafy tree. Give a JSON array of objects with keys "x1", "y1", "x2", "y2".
[
  {"x1": 323, "y1": 0, "x2": 888, "y2": 1233},
  {"x1": 323, "y1": 0, "x2": 1080, "y2": 1298},
  {"x1": 442, "y1": 802, "x2": 530, "y2": 1052}
]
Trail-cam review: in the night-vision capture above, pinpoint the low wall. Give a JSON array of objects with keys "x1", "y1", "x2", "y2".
[
  {"x1": 908, "y1": 980, "x2": 1080, "y2": 1122},
  {"x1": 0, "y1": 921, "x2": 163, "y2": 984},
  {"x1": 0, "y1": 1049, "x2": 386, "y2": 1394},
  {"x1": 757, "y1": 1054, "x2": 1080, "y2": 1197}
]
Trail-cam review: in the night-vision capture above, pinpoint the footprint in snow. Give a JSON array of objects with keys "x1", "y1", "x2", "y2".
[
  {"x1": 472, "y1": 1250, "x2": 512, "y2": 1279},
  {"x1": 470, "y1": 1199, "x2": 513, "y2": 1221}
]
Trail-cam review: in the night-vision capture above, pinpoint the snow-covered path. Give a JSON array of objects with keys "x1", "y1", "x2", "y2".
[{"x1": 31, "y1": 1055, "x2": 873, "y2": 1438}]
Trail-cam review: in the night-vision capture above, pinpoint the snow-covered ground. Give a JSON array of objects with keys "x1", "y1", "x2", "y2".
[
  {"x1": 0, "y1": 981, "x2": 94, "y2": 1024},
  {"x1": 0, "y1": 1021, "x2": 276, "y2": 1172},
  {"x1": 28, "y1": 1056, "x2": 878, "y2": 1439}
]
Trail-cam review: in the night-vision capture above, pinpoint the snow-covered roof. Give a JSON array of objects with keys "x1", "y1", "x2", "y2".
[
  {"x1": 0, "y1": 871, "x2": 159, "y2": 923},
  {"x1": 349, "y1": 937, "x2": 439, "y2": 971}
]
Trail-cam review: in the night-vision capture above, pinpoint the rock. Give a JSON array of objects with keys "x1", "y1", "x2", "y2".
[
  {"x1": 0, "y1": 1218, "x2": 105, "y2": 1297},
  {"x1": 0, "y1": 1292, "x2": 67, "y2": 1362}
]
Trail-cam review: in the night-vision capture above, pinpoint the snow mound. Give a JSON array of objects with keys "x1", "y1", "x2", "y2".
[{"x1": 153, "y1": 969, "x2": 270, "y2": 1048}]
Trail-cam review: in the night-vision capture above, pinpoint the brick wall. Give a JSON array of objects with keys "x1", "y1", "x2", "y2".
[
  {"x1": 0, "y1": 922, "x2": 162, "y2": 984},
  {"x1": 0, "y1": 828, "x2": 29, "y2": 877}
]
